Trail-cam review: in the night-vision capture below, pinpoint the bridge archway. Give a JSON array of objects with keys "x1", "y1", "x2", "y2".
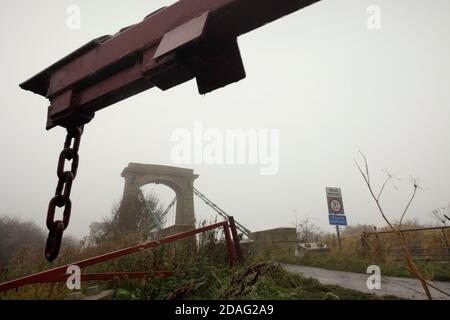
[
  {"x1": 119, "y1": 163, "x2": 198, "y2": 231},
  {"x1": 140, "y1": 184, "x2": 177, "y2": 227}
]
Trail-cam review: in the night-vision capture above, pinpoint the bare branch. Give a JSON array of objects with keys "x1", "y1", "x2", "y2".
[
  {"x1": 354, "y1": 153, "x2": 394, "y2": 230},
  {"x1": 399, "y1": 180, "x2": 418, "y2": 230},
  {"x1": 354, "y1": 152, "x2": 450, "y2": 299},
  {"x1": 377, "y1": 174, "x2": 391, "y2": 202},
  {"x1": 430, "y1": 210, "x2": 446, "y2": 225},
  {"x1": 424, "y1": 281, "x2": 450, "y2": 297}
]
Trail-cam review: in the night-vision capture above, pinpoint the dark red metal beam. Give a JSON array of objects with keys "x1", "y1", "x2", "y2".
[
  {"x1": 20, "y1": 0, "x2": 320, "y2": 129},
  {"x1": 223, "y1": 224, "x2": 236, "y2": 267},
  {"x1": 0, "y1": 272, "x2": 172, "y2": 292},
  {"x1": 228, "y1": 216, "x2": 243, "y2": 261}
]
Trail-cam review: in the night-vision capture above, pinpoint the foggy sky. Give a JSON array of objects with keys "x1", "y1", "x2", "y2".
[{"x1": 1, "y1": 0, "x2": 449, "y2": 239}]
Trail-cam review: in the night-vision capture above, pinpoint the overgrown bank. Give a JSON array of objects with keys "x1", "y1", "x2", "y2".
[
  {"x1": 0, "y1": 239, "x2": 393, "y2": 300},
  {"x1": 112, "y1": 259, "x2": 391, "y2": 300},
  {"x1": 279, "y1": 247, "x2": 450, "y2": 282}
]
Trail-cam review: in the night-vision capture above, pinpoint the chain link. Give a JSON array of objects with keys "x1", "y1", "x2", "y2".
[{"x1": 45, "y1": 126, "x2": 83, "y2": 262}]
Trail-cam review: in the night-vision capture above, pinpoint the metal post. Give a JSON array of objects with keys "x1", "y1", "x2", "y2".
[
  {"x1": 228, "y1": 216, "x2": 243, "y2": 261},
  {"x1": 361, "y1": 232, "x2": 368, "y2": 256},
  {"x1": 441, "y1": 227, "x2": 450, "y2": 255},
  {"x1": 336, "y1": 225, "x2": 341, "y2": 250},
  {"x1": 223, "y1": 224, "x2": 236, "y2": 267}
]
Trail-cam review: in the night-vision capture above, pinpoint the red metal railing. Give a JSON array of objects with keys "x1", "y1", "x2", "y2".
[{"x1": 0, "y1": 220, "x2": 241, "y2": 293}]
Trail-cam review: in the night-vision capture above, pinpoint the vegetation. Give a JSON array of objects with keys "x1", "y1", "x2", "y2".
[
  {"x1": 1, "y1": 182, "x2": 448, "y2": 300},
  {"x1": 293, "y1": 249, "x2": 450, "y2": 282},
  {"x1": 92, "y1": 192, "x2": 164, "y2": 245},
  {"x1": 0, "y1": 216, "x2": 45, "y2": 270},
  {"x1": 112, "y1": 259, "x2": 391, "y2": 301},
  {"x1": 285, "y1": 219, "x2": 450, "y2": 281},
  {"x1": 0, "y1": 213, "x2": 391, "y2": 300}
]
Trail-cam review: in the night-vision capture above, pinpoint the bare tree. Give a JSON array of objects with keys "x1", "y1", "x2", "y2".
[
  {"x1": 355, "y1": 151, "x2": 449, "y2": 300},
  {"x1": 0, "y1": 216, "x2": 45, "y2": 269},
  {"x1": 292, "y1": 211, "x2": 323, "y2": 243}
]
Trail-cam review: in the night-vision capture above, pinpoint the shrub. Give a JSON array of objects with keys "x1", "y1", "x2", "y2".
[{"x1": 0, "y1": 216, "x2": 45, "y2": 270}]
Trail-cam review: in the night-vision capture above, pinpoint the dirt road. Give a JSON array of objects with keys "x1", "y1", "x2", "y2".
[{"x1": 282, "y1": 263, "x2": 450, "y2": 300}]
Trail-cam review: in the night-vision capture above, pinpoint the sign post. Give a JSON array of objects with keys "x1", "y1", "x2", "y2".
[
  {"x1": 336, "y1": 225, "x2": 341, "y2": 249},
  {"x1": 326, "y1": 187, "x2": 347, "y2": 250}
]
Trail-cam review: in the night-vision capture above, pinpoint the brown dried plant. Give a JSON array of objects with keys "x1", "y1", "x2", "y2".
[{"x1": 355, "y1": 151, "x2": 449, "y2": 300}]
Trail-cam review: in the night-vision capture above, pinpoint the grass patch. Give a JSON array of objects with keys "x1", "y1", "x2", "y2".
[
  {"x1": 111, "y1": 258, "x2": 389, "y2": 300},
  {"x1": 283, "y1": 250, "x2": 450, "y2": 282}
]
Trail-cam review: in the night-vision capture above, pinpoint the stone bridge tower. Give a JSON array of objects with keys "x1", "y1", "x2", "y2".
[{"x1": 119, "y1": 163, "x2": 198, "y2": 231}]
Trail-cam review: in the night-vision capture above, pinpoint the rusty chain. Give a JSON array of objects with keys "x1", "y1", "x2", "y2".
[{"x1": 45, "y1": 126, "x2": 83, "y2": 262}]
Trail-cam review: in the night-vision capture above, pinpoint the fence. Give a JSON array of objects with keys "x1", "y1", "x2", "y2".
[
  {"x1": 0, "y1": 218, "x2": 242, "y2": 293},
  {"x1": 361, "y1": 226, "x2": 450, "y2": 261}
]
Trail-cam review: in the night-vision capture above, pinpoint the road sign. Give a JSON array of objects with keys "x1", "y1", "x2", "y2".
[
  {"x1": 326, "y1": 187, "x2": 347, "y2": 248},
  {"x1": 326, "y1": 187, "x2": 345, "y2": 215},
  {"x1": 328, "y1": 214, "x2": 347, "y2": 226}
]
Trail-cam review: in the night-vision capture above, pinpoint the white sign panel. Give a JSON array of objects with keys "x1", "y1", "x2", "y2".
[{"x1": 326, "y1": 187, "x2": 345, "y2": 215}]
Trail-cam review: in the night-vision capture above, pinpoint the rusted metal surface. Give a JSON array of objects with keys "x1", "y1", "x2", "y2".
[
  {"x1": 0, "y1": 272, "x2": 172, "y2": 293},
  {"x1": 20, "y1": 0, "x2": 320, "y2": 129},
  {"x1": 0, "y1": 221, "x2": 237, "y2": 293},
  {"x1": 223, "y1": 224, "x2": 236, "y2": 267},
  {"x1": 18, "y1": 0, "x2": 320, "y2": 262},
  {"x1": 154, "y1": 11, "x2": 209, "y2": 59},
  {"x1": 45, "y1": 126, "x2": 83, "y2": 262},
  {"x1": 228, "y1": 216, "x2": 243, "y2": 261}
]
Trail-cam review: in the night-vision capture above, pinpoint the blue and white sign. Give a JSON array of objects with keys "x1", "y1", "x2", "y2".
[{"x1": 329, "y1": 214, "x2": 347, "y2": 226}]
